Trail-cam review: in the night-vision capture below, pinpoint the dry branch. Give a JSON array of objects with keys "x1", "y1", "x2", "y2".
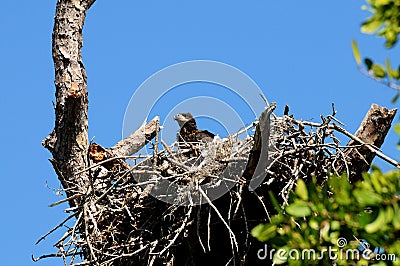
[
  {"x1": 111, "y1": 116, "x2": 160, "y2": 156},
  {"x1": 338, "y1": 104, "x2": 397, "y2": 181}
]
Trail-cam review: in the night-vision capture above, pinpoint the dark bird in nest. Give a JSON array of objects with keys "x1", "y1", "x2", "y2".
[{"x1": 173, "y1": 112, "x2": 215, "y2": 143}]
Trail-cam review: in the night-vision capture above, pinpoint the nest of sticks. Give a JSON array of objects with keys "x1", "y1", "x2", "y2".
[{"x1": 34, "y1": 103, "x2": 397, "y2": 265}]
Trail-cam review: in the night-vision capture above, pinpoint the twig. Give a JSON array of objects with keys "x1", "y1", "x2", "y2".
[
  {"x1": 358, "y1": 66, "x2": 400, "y2": 91},
  {"x1": 158, "y1": 206, "x2": 193, "y2": 256},
  {"x1": 198, "y1": 186, "x2": 239, "y2": 253},
  {"x1": 153, "y1": 119, "x2": 160, "y2": 165},
  {"x1": 83, "y1": 204, "x2": 97, "y2": 262},
  {"x1": 332, "y1": 123, "x2": 400, "y2": 169},
  {"x1": 165, "y1": 156, "x2": 191, "y2": 171},
  {"x1": 161, "y1": 140, "x2": 173, "y2": 155},
  {"x1": 35, "y1": 212, "x2": 77, "y2": 245},
  {"x1": 49, "y1": 194, "x2": 83, "y2": 207}
]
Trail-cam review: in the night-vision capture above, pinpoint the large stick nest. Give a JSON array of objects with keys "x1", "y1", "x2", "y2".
[{"x1": 35, "y1": 107, "x2": 393, "y2": 265}]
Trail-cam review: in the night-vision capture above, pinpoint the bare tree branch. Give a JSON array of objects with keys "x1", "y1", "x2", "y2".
[{"x1": 111, "y1": 116, "x2": 160, "y2": 156}]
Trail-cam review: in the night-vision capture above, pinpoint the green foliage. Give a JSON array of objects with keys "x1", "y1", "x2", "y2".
[
  {"x1": 361, "y1": 0, "x2": 400, "y2": 48},
  {"x1": 359, "y1": 0, "x2": 400, "y2": 148},
  {"x1": 255, "y1": 2, "x2": 400, "y2": 263},
  {"x1": 251, "y1": 171, "x2": 400, "y2": 265},
  {"x1": 351, "y1": 40, "x2": 400, "y2": 99},
  {"x1": 352, "y1": 40, "x2": 362, "y2": 65},
  {"x1": 352, "y1": 0, "x2": 400, "y2": 97},
  {"x1": 351, "y1": 40, "x2": 400, "y2": 82},
  {"x1": 395, "y1": 124, "x2": 400, "y2": 149}
]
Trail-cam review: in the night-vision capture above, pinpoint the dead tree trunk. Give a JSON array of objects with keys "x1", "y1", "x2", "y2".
[
  {"x1": 42, "y1": 0, "x2": 97, "y2": 207},
  {"x1": 40, "y1": 2, "x2": 160, "y2": 263}
]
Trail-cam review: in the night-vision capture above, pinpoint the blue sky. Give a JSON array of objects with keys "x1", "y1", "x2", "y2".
[{"x1": 1, "y1": 1, "x2": 399, "y2": 265}]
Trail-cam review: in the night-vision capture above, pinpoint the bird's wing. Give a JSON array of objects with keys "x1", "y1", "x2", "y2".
[{"x1": 196, "y1": 130, "x2": 215, "y2": 142}]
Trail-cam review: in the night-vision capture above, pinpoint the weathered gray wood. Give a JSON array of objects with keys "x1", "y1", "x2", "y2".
[
  {"x1": 111, "y1": 116, "x2": 160, "y2": 156},
  {"x1": 339, "y1": 103, "x2": 397, "y2": 181}
]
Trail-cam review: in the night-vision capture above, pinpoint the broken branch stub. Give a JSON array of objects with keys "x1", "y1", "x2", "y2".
[
  {"x1": 243, "y1": 102, "x2": 276, "y2": 190},
  {"x1": 339, "y1": 104, "x2": 397, "y2": 181},
  {"x1": 110, "y1": 116, "x2": 160, "y2": 157}
]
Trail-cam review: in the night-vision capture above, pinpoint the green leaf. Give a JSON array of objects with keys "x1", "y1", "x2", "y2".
[
  {"x1": 331, "y1": 220, "x2": 341, "y2": 231},
  {"x1": 351, "y1": 40, "x2": 362, "y2": 65},
  {"x1": 387, "y1": 240, "x2": 400, "y2": 258},
  {"x1": 364, "y1": 58, "x2": 374, "y2": 70},
  {"x1": 365, "y1": 208, "x2": 386, "y2": 233},
  {"x1": 295, "y1": 179, "x2": 308, "y2": 201},
  {"x1": 385, "y1": 58, "x2": 400, "y2": 79},
  {"x1": 270, "y1": 214, "x2": 284, "y2": 224},
  {"x1": 273, "y1": 246, "x2": 289, "y2": 264},
  {"x1": 383, "y1": 28, "x2": 398, "y2": 48},
  {"x1": 269, "y1": 191, "x2": 284, "y2": 215},
  {"x1": 353, "y1": 189, "x2": 383, "y2": 206},
  {"x1": 361, "y1": 19, "x2": 383, "y2": 34},
  {"x1": 309, "y1": 219, "x2": 319, "y2": 230},
  {"x1": 359, "y1": 212, "x2": 374, "y2": 228},
  {"x1": 329, "y1": 175, "x2": 351, "y2": 205},
  {"x1": 370, "y1": 170, "x2": 383, "y2": 193},
  {"x1": 251, "y1": 223, "x2": 277, "y2": 242},
  {"x1": 393, "y1": 203, "x2": 400, "y2": 230},
  {"x1": 393, "y1": 124, "x2": 400, "y2": 135},
  {"x1": 375, "y1": 0, "x2": 391, "y2": 5},
  {"x1": 370, "y1": 164, "x2": 381, "y2": 172},
  {"x1": 371, "y1": 64, "x2": 386, "y2": 78},
  {"x1": 385, "y1": 205, "x2": 394, "y2": 224},
  {"x1": 391, "y1": 93, "x2": 400, "y2": 103},
  {"x1": 394, "y1": 124, "x2": 400, "y2": 135},
  {"x1": 285, "y1": 201, "x2": 312, "y2": 217}
]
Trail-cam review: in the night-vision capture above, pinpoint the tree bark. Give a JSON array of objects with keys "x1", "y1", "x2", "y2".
[
  {"x1": 243, "y1": 102, "x2": 276, "y2": 190},
  {"x1": 338, "y1": 103, "x2": 397, "y2": 181},
  {"x1": 42, "y1": 0, "x2": 97, "y2": 206}
]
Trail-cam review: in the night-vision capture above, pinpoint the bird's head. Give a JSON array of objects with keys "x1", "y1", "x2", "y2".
[{"x1": 174, "y1": 112, "x2": 196, "y2": 128}]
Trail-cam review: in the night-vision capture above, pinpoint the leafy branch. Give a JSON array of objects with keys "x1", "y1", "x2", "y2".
[
  {"x1": 251, "y1": 170, "x2": 400, "y2": 265},
  {"x1": 352, "y1": 40, "x2": 400, "y2": 102}
]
